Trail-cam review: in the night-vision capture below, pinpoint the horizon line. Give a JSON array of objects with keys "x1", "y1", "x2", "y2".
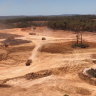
[{"x1": 0, "y1": 13, "x2": 96, "y2": 17}]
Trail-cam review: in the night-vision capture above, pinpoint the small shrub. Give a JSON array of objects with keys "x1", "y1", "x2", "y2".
[{"x1": 72, "y1": 43, "x2": 89, "y2": 48}]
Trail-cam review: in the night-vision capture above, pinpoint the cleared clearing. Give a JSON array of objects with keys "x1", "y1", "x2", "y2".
[{"x1": 0, "y1": 27, "x2": 96, "y2": 96}]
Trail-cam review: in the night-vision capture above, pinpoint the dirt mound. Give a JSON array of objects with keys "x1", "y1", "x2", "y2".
[
  {"x1": 25, "y1": 70, "x2": 52, "y2": 80},
  {"x1": 25, "y1": 66, "x2": 79, "y2": 80},
  {"x1": 41, "y1": 42, "x2": 73, "y2": 54}
]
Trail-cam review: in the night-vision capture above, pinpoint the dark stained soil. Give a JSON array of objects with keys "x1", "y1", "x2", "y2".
[
  {"x1": 0, "y1": 33, "x2": 21, "y2": 39},
  {"x1": 2, "y1": 39, "x2": 31, "y2": 46}
]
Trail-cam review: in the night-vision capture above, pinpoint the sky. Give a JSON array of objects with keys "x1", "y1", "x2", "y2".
[{"x1": 0, "y1": 0, "x2": 96, "y2": 16}]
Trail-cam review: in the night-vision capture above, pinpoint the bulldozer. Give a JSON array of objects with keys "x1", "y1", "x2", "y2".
[{"x1": 25, "y1": 59, "x2": 32, "y2": 66}]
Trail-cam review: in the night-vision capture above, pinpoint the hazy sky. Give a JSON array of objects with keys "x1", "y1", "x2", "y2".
[{"x1": 0, "y1": 0, "x2": 96, "y2": 16}]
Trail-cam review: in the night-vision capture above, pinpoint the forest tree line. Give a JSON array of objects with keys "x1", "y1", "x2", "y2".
[{"x1": 1, "y1": 15, "x2": 96, "y2": 32}]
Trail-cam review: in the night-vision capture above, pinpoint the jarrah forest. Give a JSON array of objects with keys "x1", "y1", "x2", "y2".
[{"x1": 1, "y1": 15, "x2": 96, "y2": 32}]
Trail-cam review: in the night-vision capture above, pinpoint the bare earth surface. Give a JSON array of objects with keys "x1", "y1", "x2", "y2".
[{"x1": 0, "y1": 27, "x2": 96, "y2": 96}]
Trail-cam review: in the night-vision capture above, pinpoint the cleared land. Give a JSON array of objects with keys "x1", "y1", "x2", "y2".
[{"x1": 0, "y1": 27, "x2": 96, "y2": 96}]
